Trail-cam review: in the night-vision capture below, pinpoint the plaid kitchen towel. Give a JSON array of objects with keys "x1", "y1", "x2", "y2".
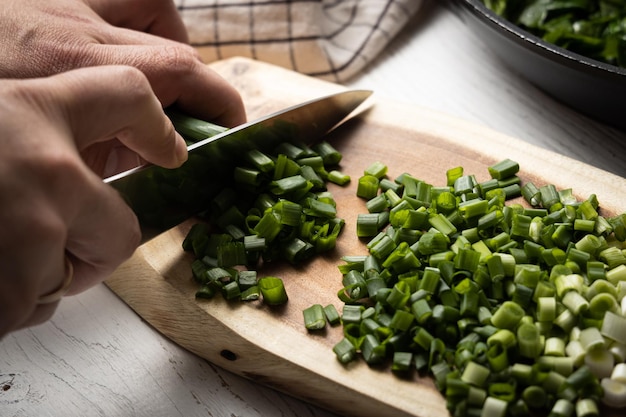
[{"x1": 175, "y1": 0, "x2": 423, "y2": 82}]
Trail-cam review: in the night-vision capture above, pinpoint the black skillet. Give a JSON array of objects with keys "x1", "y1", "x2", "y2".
[{"x1": 456, "y1": 0, "x2": 626, "y2": 132}]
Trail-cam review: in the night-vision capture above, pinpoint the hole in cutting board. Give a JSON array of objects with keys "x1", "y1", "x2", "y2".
[{"x1": 220, "y1": 349, "x2": 237, "y2": 361}]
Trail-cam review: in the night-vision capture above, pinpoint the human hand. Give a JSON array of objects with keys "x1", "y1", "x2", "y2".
[
  {"x1": 0, "y1": 0, "x2": 245, "y2": 127},
  {"x1": 0, "y1": 65, "x2": 187, "y2": 337}
]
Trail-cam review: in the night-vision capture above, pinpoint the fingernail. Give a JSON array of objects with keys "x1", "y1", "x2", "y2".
[{"x1": 175, "y1": 133, "x2": 188, "y2": 164}]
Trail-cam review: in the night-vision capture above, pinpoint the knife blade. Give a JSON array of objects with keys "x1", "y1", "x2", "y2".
[{"x1": 104, "y1": 89, "x2": 373, "y2": 243}]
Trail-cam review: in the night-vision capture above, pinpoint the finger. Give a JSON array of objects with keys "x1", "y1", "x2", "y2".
[
  {"x1": 89, "y1": 44, "x2": 247, "y2": 127},
  {"x1": 50, "y1": 65, "x2": 189, "y2": 169},
  {"x1": 85, "y1": 0, "x2": 189, "y2": 42},
  {"x1": 63, "y1": 178, "x2": 142, "y2": 295},
  {"x1": 0, "y1": 216, "x2": 68, "y2": 333}
]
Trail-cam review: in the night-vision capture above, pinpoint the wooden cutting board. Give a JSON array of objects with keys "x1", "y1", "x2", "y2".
[{"x1": 105, "y1": 57, "x2": 626, "y2": 417}]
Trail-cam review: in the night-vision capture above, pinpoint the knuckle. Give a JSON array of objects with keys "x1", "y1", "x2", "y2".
[
  {"x1": 110, "y1": 65, "x2": 153, "y2": 98},
  {"x1": 153, "y1": 44, "x2": 200, "y2": 76},
  {"x1": 37, "y1": 149, "x2": 85, "y2": 186}
]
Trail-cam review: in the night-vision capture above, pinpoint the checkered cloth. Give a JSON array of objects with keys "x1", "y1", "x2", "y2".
[{"x1": 175, "y1": 0, "x2": 423, "y2": 82}]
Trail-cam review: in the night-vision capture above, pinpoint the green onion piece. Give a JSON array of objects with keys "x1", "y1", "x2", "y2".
[
  {"x1": 299, "y1": 165, "x2": 325, "y2": 189},
  {"x1": 236, "y1": 270, "x2": 257, "y2": 289},
  {"x1": 195, "y1": 284, "x2": 218, "y2": 299},
  {"x1": 490, "y1": 301, "x2": 525, "y2": 330},
  {"x1": 539, "y1": 184, "x2": 561, "y2": 211},
  {"x1": 269, "y1": 175, "x2": 309, "y2": 195},
  {"x1": 488, "y1": 158, "x2": 519, "y2": 180},
  {"x1": 233, "y1": 166, "x2": 264, "y2": 187},
  {"x1": 610, "y1": 213, "x2": 626, "y2": 241},
  {"x1": 585, "y1": 348, "x2": 614, "y2": 379},
  {"x1": 521, "y1": 182, "x2": 541, "y2": 206},
  {"x1": 282, "y1": 237, "x2": 315, "y2": 264},
  {"x1": 549, "y1": 399, "x2": 574, "y2": 417},
  {"x1": 303, "y1": 198, "x2": 336, "y2": 218},
  {"x1": 258, "y1": 276, "x2": 288, "y2": 305},
  {"x1": 601, "y1": 311, "x2": 626, "y2": 344},
  {"x1": 217, "y1": 241, "x2": 247, "y2": 267},
  {"x1": 253, "y1": 211, "x2": 282, "y2": 242},
  {"x1": 364, "y1": 161, "x2": 388, "y2": 179},
  {"x1": 297, "y1": 155, "x2": 325, "y2": 172},
  {"x1": 369, "y1": 234, "x2": 397, "y2": 260},
  {"x1": 392, "y1": 351, "x2": 413, "y2": 373},
  {"x1": 333, "y1": 338, "x2": 356, "y2": 364},
  {"x1": 607, "y1": 264, "x2": 626, "y2": 285},
  {"x1": 323, "y1": 304, "x2": 341, "y2": 325},
  {"x1": 361, "y1": 334, "x2": 385, "y2": 365},
  {"x1": 365, "y1": 194, "x2": 389, "y2": 213},
  {"x1": 599, "y1": 247, "x2": 626, "y2": 270},
  {"x1": 274, "y1": 142, "x2": 305, "y2": 160},
  {"x1": 245, "y1": 149, "x2": 274, "y2": 173},
  {"x1": 459, "y1": 198, "x2": 489, "y2": 220},
  {"x1": 243, "y1": 235, "x2": 266, "y2": 253},
  {"x1": 575, "y1": 398, "x2": 599, "y2": 417},
  {"x1": 544, "y1": 337, "x2": 566, "y2": 357},
  {"x1": 341, "y1": 305, "x2": 363, "y2": 324},
  {"x1": 327, "y1": 170, "x2": 351, "y2": 185},
  {"x1": 191, "y1": 259, "x2": 210, "y2": 283},
  {"x1": 446, "y1": 166, "x2": 464, "y2": 186},
  {"x1": 311, "y1": 141, "x2": 342, "y2": 165},
  {"x1": 221, "y1": 281, "x2": 241, "y2": 300},
  {"x1": 205, "y1": 267, "x2": 235, "y2": 284},
  {"x1": 429, "y1": 213, "x2": 458, "y2": 236},
  {"x1": 562, "y1": 290, "x2": 589, "y2": 315},
  {"x1": 382, "y1": 188, "x2": 402, "y2": 209},
  {"x1": 272, "y1": 153, "x2": 300, "y2": 179},
  {"x1": 462, "y1": 361, "x2": 490, "y2": 387},
  {"x1": 240, "y1": 285, "x2": 260, "y2": 301},
  {"x1": 166, "y1": 107, "x2": 228, "y2": 142},
  {"x1": 303, "y1": 304, "x2": 326, "y2": 330},
  {"x1": 454, "y1": 175, "x2": 476, "y2": 196},
  {"x1": 517, "y1": 323, "x2": 543, "y2": 358},
  {"x1": 356, "y1": 175, "x2": 380, "y2": 199},
  {"x1": 600, "y1": 378, "x2": 626, "y2": 408},
  {"x1": 356, "y1": 213, "x2": 381, "y2": 238}
]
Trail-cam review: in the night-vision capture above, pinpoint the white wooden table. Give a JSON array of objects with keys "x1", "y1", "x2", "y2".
[{"x1": 2, "y1": 2, "x2": 625, "y2": 416}]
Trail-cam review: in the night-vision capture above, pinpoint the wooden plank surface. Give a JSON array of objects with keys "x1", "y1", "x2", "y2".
[{"x1": 105, "y1": 57, "x2": 626, "y2": 417}]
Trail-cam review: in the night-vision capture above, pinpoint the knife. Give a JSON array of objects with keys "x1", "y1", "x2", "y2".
[{"x1": 104, "y1": 89, "x2": 373, "y2": 243}]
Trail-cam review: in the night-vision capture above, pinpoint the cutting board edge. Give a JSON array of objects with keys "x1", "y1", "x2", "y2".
[{"x1": 105, "y1": 249, "x2": 445, "y2": 417}]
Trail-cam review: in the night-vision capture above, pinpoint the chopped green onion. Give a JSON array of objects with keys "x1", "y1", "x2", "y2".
[
  {"x1": 303, "y1": 304, "x2": 326, "y2": 330},
  {"x1": 488, "y1": 158, "x2": 519, "y2": 180},
  {"x1": 323, "y1": 304, "x2": 341, "y2": 325},
  {"x1": 258, "y1": 276, "x2": 288, "y2": 305},
  {"x1": 333, "y1": 338, "x2": 356, "y2": 364},
  {"x1": 356, "y1": 175, "x2": 380, "y2": 199},
  {"x1": 364, "y1": 161, "x2": 388, "y2": 179},
  {"x1": 327, "y1": 170, "x2": 351, "y2": 185}
]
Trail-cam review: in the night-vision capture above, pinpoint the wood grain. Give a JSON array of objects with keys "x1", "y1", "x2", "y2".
[{"x1": 105, "y1": 57, "x2": 626, "y2": 417}]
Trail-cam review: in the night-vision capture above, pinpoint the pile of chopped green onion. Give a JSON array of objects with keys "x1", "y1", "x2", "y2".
[
  {"x1": 179, "y1": 132, "x2": 351, "y2": 305},
  {"x1": 169, "y1": 110, "x2": 626, "y2": 415},
  {"x1": 321, "y1": 159, "x2": 626, "y2": 416}
]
